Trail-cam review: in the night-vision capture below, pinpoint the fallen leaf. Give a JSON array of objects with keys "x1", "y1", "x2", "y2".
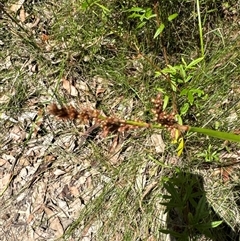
[
  {"x1": 26, "y1": 17, "x2": 40, "y2": 29},
  {"x1": 0, "y1": 113, "x2": 17, "y2": 123},
  {"x1": 108, "y1": 135, "x2": 125, "y2": 164},
  {"x1": 9, "y1": 125, "x2": 26, "y2": 141},
  {"x1": 19, "y1": 6, "x2": 26, "y2": 22},
  {"x1": 18, "y1": 111, "x2": 37, "y2": 123},
  {"x1": 151, "y1": 133, "x2": 165, "y2": 153},
  {"x1": 50, "y1": 216, "x2": 64, "y2": 238},
  {"x1": 2, "y1": 154, "x2": 15, "y2": 162},
  {"x1": 147, "y1": 235, "x2": 157, "y2": 241},
  {"x1": 222, "y1": 168, "x2": 231, "y2": 183},
  {"x1": 142, "y1": 181, "x2": 158, "y2": 200},
  {"x1": 55, "y1": 133, "x2": 76, "y2": 152},
  {"x1": 53, "y1": 169, "x2": 66, "y2": 176},
  {"x1": 81, "y1": 218, "x2": 96, "y2": 238},
  {"x1": 10, "y1": 0, "x2": 25, "y2": 13},
  {"x1": 0, "y1": 158, "x2": 7, "y2": 166},
  {"x1": 86, "y1": 175, "x2": 93, "y2": 189},
  {"x1": 0, "y1": 95, "x2": 10, "y2": 104},
  {"x1": 78, "y1": 175, "x2": 87, "y2": 185},
  {"x1": 69, "y1": 186, "x2": 80, "y2": 197},
  {"x1": 227, "y1": 112, "x2": 238, "y2": 123},
  {"x1": 61, "y1": 184, "x2": 73, "y2": 200},
  {"x1": 0, "y1": 173, "x2": 12, "y2": 193},
  {"x1": 41, "y1": 33, "x2": 49, "y2": 42},
  {"x1": 57, "y1": 199, "x2": 68, "y2": 211},
  {"x1": 76, "y1": 80, "x2": 88, "y2": 91},
  {"x1": 2, "y1": 56, "x2": 12, "y2": 70},
  {"x1": 62, "y1": 78, "x2": 78, "y2": 96},
  {"x1": 44, "y1": 206, "x2": 64, "y2": 238},
  {"x1": 233, "y1": 129, "x2": 240, "y2": 135},
  {"x1": 27, "y1": 213, "x2": 34, "y2": 224}
]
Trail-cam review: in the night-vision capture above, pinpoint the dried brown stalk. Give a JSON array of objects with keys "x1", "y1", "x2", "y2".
[{"x1": 48, "y1": 94, "x2": 186, "y2": 139}]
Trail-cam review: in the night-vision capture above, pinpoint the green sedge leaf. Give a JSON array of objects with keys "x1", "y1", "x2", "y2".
[
  {"x1": 128, "y1": 13, "x2": 141, "y2": 19},
  {"x1": 137, "y1": 21, "x2": 146, "y2": 29},
  {"x1": 180, "y1": 89, "x2": 188, "y2": 96},
  {"x1": 187, "y1": 212, "x2": 194, "y2": 223},
  {"x1": 210, "y1": 221, "x2": 223, "y2": 228},
  {"x1": 154, "y1": 23, "x2": 165, "y2": 38},
  {"x1": 166, "y1": 64, "x2": 177, "y2": 74},
  {"x1": 81, "y1": 1, "x2": 89, "y2": 10},
  {"x1": 187, "y1": 57, "x2": 204, "y2": 69},
  {"x1": 188, "y1": 91, "x2": 194, "y2": 105},
  {"x1": 181, "y1": 57, "x2": 187, "y2": 67},
  {"x1": 179, "y1": 64, "x2": 186, "y2": 79},
  {"x1": 176, "y1": 77, "x2": 184, "y2": 83},
  {"x1": 94, "y1": 2, "x2": 110, "y2": 12},
  {"x1": 177, "y1": 137, "x2": 184, "y2": 156},
  {"x1": 145, "y1": 14, "x2": 157, "y2": 20},
  {"x1": 185, "y1": 75, "x2": 192, "y2": 82},
  {"x1": 126, "y1": 7, "x2": 144, "y2": 12},
  {"x1": 197, "y1": 220, "x2": 223, "y2": 229},
  {"x1": 180, "y1": 103, "x2": 189, "y2": 115},
  {"x1": 171, "y1": 80, "x2": 177, "y2": 92},
  {"x1": 176, "y1": 114, "x2": 183, "y2": 125},
  {"x1": 189, "y1": 127, "x2": 240, "y2": 142},
  {"x1": 139, "y1": 14, "x2": 144, "y2": 21},
  {"x1": 190, "y1": 88, "x2": 204, "y2": 97},
  {"x1": 168, "y1": 13, "x2": 178, "y2": 21},
  {"x1": 161, "y1": 65, "x2": 176, "y2": 75},
  {"x1": 156, "y1": 87, "x2": 166, "y2": 93},
  {"x1": 195, "y1": 197, "x2": 207, "y2": 221},
  {"x1": 163, "y1": 95, "x2": 169, "y2": 110},
  {"x1": 144, "y1": 8, "x2": 156, "y2": 19}
]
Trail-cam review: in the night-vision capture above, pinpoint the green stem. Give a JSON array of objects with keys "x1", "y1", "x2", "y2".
[
  {"x1": 189, "y1": 126, "x2": 240, "y2": 142},
  {"x1": 196, "y1": 0, "x2": 204, "y2": 57}
]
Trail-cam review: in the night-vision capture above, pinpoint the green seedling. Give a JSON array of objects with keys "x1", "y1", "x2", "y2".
[
  {"x1": 126, "y1": 7, "x2": 156, "y2": 29},
  {"x1": 197, "y1": 144, "x2": 220, "y2": 162}
]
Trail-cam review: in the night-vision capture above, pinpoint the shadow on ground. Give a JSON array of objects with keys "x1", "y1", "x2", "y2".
[{"x1": 161, "y1": 171, "x2": 240, "y2": 241}]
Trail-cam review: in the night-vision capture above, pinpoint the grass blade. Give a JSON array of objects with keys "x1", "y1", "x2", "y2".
[{"x1": 189, "y1": 126, "x2": 240, "y2": 142}]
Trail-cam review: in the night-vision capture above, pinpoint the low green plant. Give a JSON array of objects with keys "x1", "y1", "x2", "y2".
[
  {"x1": 160, "y1": 170, "x2": 223, "y2": 240},
  {"x1": 81, "y1": 0, "x2": 111, "y2": 24},
  {"x1": 126, "y1": 7, "x2": 157, "y2": 29},
  {"x1": 125, "y1": 5, "x2": 178, "y2": 39},
  {"x1": 197, "y1": 144, "x2": 220, "y2": 162},
  {"x1": 155, "y1": 56, "x2": 205, "y2": 117}
]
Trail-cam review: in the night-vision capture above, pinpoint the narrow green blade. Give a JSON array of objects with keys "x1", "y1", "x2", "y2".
[{"x1": 189, "y1": 126, "x2": 240, "y2": 142}]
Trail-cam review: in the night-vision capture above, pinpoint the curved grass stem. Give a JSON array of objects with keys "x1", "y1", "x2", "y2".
[{"x1": 196, "y1": 0, "x2": 204, "y2": 57}]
